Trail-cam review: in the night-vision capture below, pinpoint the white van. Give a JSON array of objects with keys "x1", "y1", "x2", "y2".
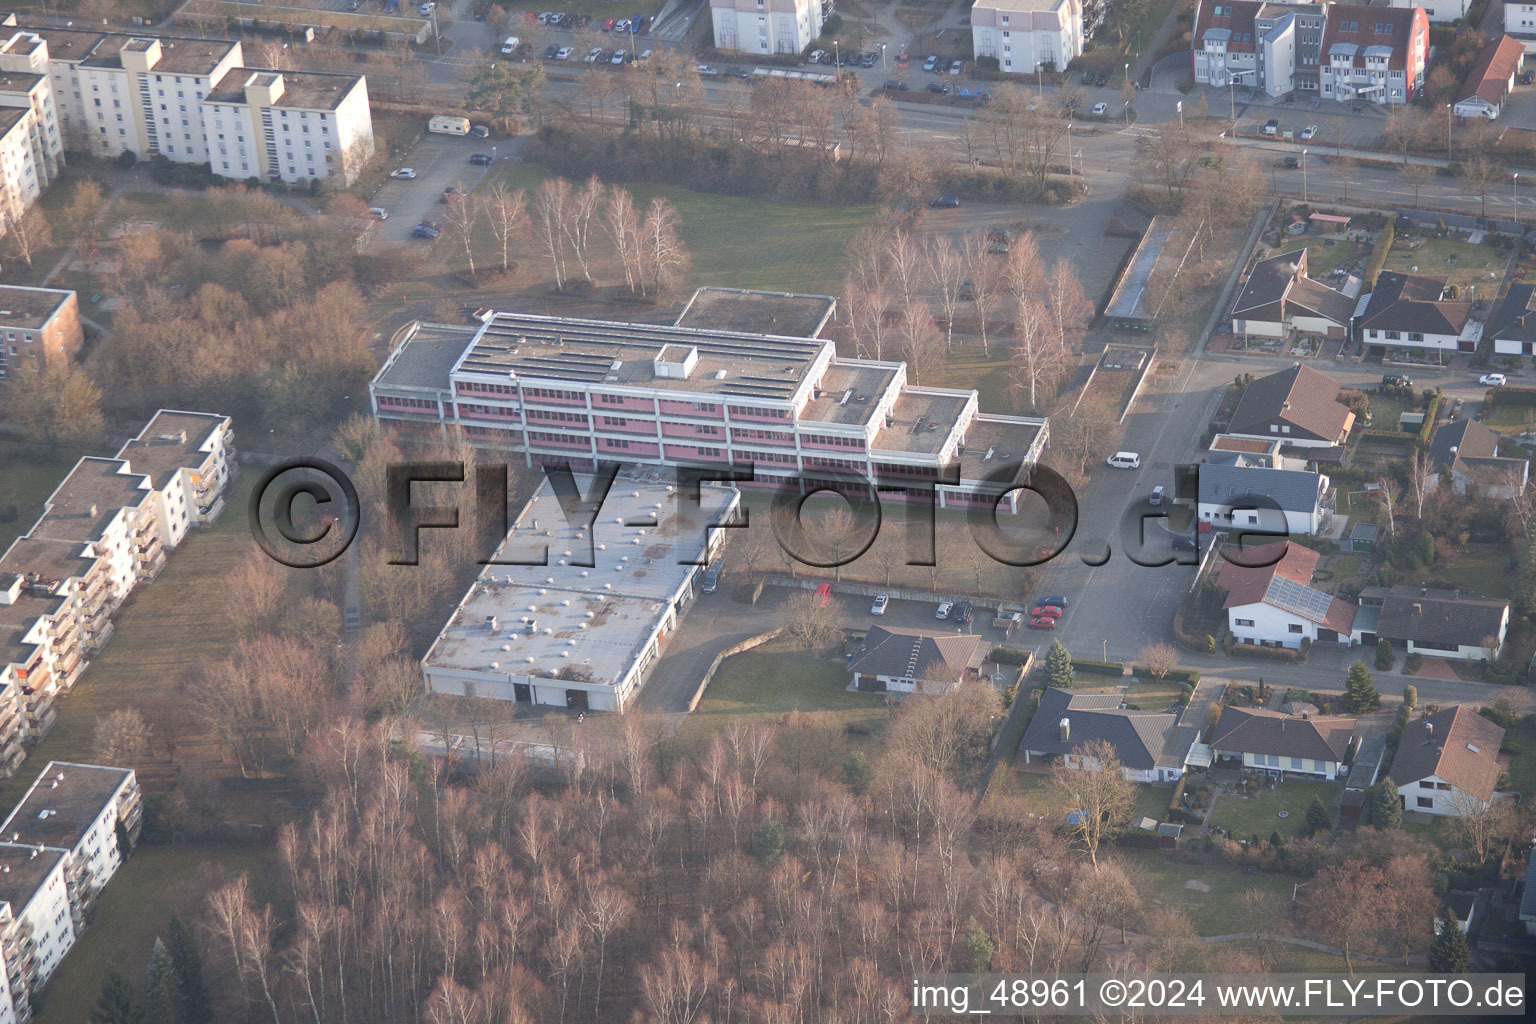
[
  {"x1": 1149, "y1": 485, "x2": 1165, "y2": 506},
  {"x1": 1107, "y1": 451, "x2": 1141, "y2": 470},
  {"x1": 428, "y1": 114, "x2": 471, "y2": 135},
  {"x1": 500, "y1": 35, "x2": 520, "y2": 55}
]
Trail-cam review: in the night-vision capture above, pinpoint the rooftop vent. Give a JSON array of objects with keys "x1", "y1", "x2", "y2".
[{"x1": 1058, "y1": 718, "x2": 1070, "y2": 742}]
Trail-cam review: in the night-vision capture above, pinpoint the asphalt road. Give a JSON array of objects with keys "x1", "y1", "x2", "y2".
[{"x1": 367, "y1": 131, "x2": 500, "y2": 242}]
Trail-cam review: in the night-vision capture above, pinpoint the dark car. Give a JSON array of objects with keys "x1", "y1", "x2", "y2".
[
  {"x1": 861, "y1": 52, "x2": 876, "y2": 67},
  {"x1": 411, "y1": 224, "x2": 440, "y2": 239},
  {"x1": 927, "y1": 81, "x2": 950, "y2": 94},
  {"x1": 1040, "y1": 595, "x2": 1069, "y2": 609},
  {"x1": 543, "y1": 44, "x2": 559, "y2": 59},
  {"x1": 1524, "y1": 71, "x2": 1535, "y2": 85},
  {"x1": 701, "y1": 561, "x2": 723, "y2": 593},
  {"x1": 469, "y1": 153, "x2": 493, "y2": 165},
  {"x1": 929, "y1": 195, "x2": 960, "y2": 208},
  {"x1": 884, "y1": 79, "x2": 908, "y2": 91},
  {"x1": 1081, "y1": 70, "x2": 1094, "y2": 84},
  {"x1": 1279, "y1": 155, "x2": 1300, "y2": 169},
  {"x1": 1382, "y1": 373, "x2": 1414, "y2": 389},
  {"x1": 953, "y1": 601, "x2": 973, "y2": 625},
  {"x1": 1095, "y1": 71, "x2": 1108, "y2": 86},
  {"x1": 468, "y1": 124, "x2": 490, "y2": 138}
]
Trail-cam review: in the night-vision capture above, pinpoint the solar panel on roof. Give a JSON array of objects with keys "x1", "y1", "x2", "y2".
[{"x1": 1265, "y1": 576, "x2": 1334, "y2": 623}]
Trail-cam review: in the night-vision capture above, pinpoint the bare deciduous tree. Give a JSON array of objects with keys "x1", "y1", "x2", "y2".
[
  {"x1": 923, "y1": 236, "x2": 966, "y2": 351},
  {"x1": 1049, "y1": 739, "x2": 1135, "y2": 866},
  {"x1": 1137, "y1": 642, "x2": 1180, "y2": 680},
  {"x1": 482, "y1": 181, "x2": 526, "y2": 275},
  {"x1": 94, "y1": 707, "x2": 153, "y2": 764}
]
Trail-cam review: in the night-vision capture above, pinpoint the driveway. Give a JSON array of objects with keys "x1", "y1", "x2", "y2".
[{"x1": 367, "y1": 132, "x2": 499, "y2": 244}]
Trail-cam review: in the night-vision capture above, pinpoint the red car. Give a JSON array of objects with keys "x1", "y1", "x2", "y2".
[
  {"x1": 895, "y1": 52, "x2": 909, "y2": 64},
  {"x1": 1031, "y1": 604, "x2": 1063, "y2": 618},
  {"x1": 814, "y1": 583, "x2": 832, "y2": 607},
  {"x1": 1028, "y1": 616, "x2": 1056, "y2": 630},
  {"x1": 603, "y1": 17, "x2": 616, "y2": 30}
]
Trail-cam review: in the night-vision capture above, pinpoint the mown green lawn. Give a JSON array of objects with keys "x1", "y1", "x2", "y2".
[
  {"x1": 479, "y1": 164, "x2": 876, "y2": 294},
  {"x1": 35, "y1": 843, "x2": 278, "y2": 1024},
  {"x1": 1110, "y1": 853, "x2": 1296, "y2": 936},
  {"x1": 684, "y1": 645, "x2": 886, "y2": 731},
  {"x1": 926, "y1": 345, "x2": 1015, "y2": 415},
  {"x1": 1423, "y1": 546, "x2": 1512, "y2": 601},
  {"x1": 0, "y1": 441, "x2": 93, "y2": 550},
  {"x1": 1207, "y1": 780, "x2": 1341, "y2": 841},
  {"x1": 1383, "y1": 237, "x2": 1505, "y2": 297}
]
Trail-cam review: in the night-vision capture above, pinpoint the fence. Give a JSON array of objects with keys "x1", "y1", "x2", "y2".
[
  {"x1": 1396, "y1": 209, "x2": 1522, "y2": 237},
  {"x1": 684, "y1": 628, "x2": 785, "y2": 712}
]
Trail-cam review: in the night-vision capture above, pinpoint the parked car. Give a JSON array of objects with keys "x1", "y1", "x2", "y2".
[
  {"x1": 469, "y1": 124, "x2": 490, "y2": 138},
  {"x1": 1081, "y1": 70, "x2": 1095, "y2": 84},
  {"x1": 603, "y1": 17, "x2": 616, "y2": 30},
  {"x1": 1107, "y1": 451, "x2": 1141, "y2": 469},
  {"x1": 727, "y1": 66, "x2": 751, "y2": 78},
  {"x1": 411, "y1": 224, "x2": 440, "y2": 239},
  {"x1": 861, "y1": 52, "x2": 876, "y2": 67},
  {"x1": 1524, "y1": 71, "x2": 1535, "y2": 85},
  {"x1": 614, "y1": 18, "x2": 629, "y2": 32},
  {"x1": 1279, "y1": 156, "x2": 1300, "y2": 169},
  {"x1": 638, "y1": 49, "x2": 652, "y2": 62},
  {"x1": 584, "y1": 46, "x2": 604, "y2": 62},
  {"x1": 1300, "y1": 124, "x2": 1319, "y2": 140},
  {"x1": 1028, "y1": 616, "x2": 1056, "y2": 630},
  {"x1": 611, "y1": 49, "x2": 627, "y2": 64},
  {"x1": 986, "y1": 229, "x2": 1012, "y2": 254},
  {"x1": 929, "y1": 195, "x2": 960, "y2": 208},
  {"x1": 701, "y1": 562, "x2": 723, "y2": 593},
  {"x1": 1481, "y1": 373, "x2": 1508, "y2": 386},
  {"x1": 418, "y1": 2, "x2": 435, "y2": 15},
  {"x1": 1095, "y1": 72, "x2": 1108, "y2": 86},
  {"x1": 389, "y1": 167, "x2": 417, "y2": 179},
  {"x1": 1150, "y1": 485, "x2": 1165, "y2": 506},
  {"x1": 367, "y1": 206, "x2": 388, "y2": 220},
  {"x1": 1031, "y1": 604, "x2": 1063, "y2": 619},
  {"x1": 871, "y1": 594, "x2": 890, "y2": 615},
  {"x1": 1091, "y1": 102, "x2": 1108, "y2": 116},
  {"x1": 1261, "y1": 118, "x2": 1279, "y2": 136},
  {"x1": 949, "y1": 59, "x2": 964, "y2": 75},
  {"x1": 814, "y1": 583, "x2": 832, "y2": 606},
  {"x1": 935, "y1": 600, "x2": 953, "y2": 619},
  {"x1": 923, "y1": 54, "x2": 939, "y2": 72},
  {"x1": 953, "y1": 601, "x2": 973, "y2": 625},
  {"x1": 543, "y1": 44, "x2": 559, "y2": 59},
  {"x1": 927, "y1": 82, "x2": 950, "y2": 94},
  {"x1": 469, "y1": 153, "x2": 493, "y2": 165},
  {"x1": 884, "y1": 79, "x2": 908, "y2": 91},
  {"x1": 895, "y1": 51, "x2": 909, "y2": 64},
  {"x1": 1040, "y1": 595, "x2": 1069, "y2": 609},
  {"x1": 500, "y1": 36, "x2": 521, "y2": 56},
  {"x1": 1382, "y1": 373, "x2": 1414, "y2": 389},
  {"x1": 810, "y1": 49, "x2": 826, "y2": 64},
  {"x1": 555, "y1": 46, "x2": 574, "y2": 60}
]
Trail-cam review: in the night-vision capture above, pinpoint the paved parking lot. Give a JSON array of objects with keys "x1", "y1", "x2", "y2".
[{"x1": 368, "y1": 132, "x2": 499, "y2": 243}]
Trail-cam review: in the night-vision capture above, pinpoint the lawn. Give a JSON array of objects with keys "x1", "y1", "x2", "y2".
[
  {"x1": 1421, "y1": 546, "x2": 1511, "y2": 601},
  {"x1": 685, "y1": 644, "x2": 887, "y2": 732},
  {"x1": 0, "y1": 440, "x2": 93, "y2": 550},
  {"x1": 1382, "y1": 236, "x2": 1507, "y2": 298},
  {"x1": 1207, "y1": 780, "x2": 1341, "y2": 841},
  {"x1": 923, "y1": 345, "x2": 1014, "y2": 415},
  {"x1": 1292, "y1": 238, "x2": 1366, "y2": 282},
  {"x1": 1108, "y1": 852, "x2": 1295, "y2": 936},
  {"x1": 1483, "y1": 403, "x2": 1536, "y2": 434},
  {"x1": 34, "y1": 843, "x2": 278, "y2": 1024},
  {"x1": 479, "y1": 164, "x2": 877, "y2": 294},
  {"x1": 1501, "y1": 713, "x2": 1536, "y2": 795},
  {"x1": 1130, "y1": 784, "x2": 1172, "y2": 822},
  {"x1": 1125, "y1": 677, "x2": 1183, "y2": 710}
]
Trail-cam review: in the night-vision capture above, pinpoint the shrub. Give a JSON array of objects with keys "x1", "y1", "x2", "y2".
[
  {"x1": 116, "y1": 149, "x2": 138, "y2": 169},
  {"x1": 1228, "y1": 643, "x2": 1301, "y2": 662},
  {"x1": 1363, "y1": 212, "x2": 1398, "y2": 287},
  {"x1": 1405, "y1": 652, "x2": 1423, "y2": 673},
  {"x1": 991, "y1": 646, "x2": 1031, "y2": 665},
  {"x1": 1376, "y1": 637, "x2": 1394, "y2": 670},
  {"x1": 821, "y1": 13, "x2": 844, "y2": 34},
  {"x1": 1070, "y1": 657, "x2": 1123, "y2": 677}
]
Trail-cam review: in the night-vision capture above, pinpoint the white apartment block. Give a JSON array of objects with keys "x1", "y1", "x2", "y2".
[
  {"x1": 1381, "y1": 0, "x2": 1468, "y2": 24},
  {"x1": 710, "y1": 0, "x2": 826, "y2": 56},
  {"x1": 970, "y1": 0, "x2": 1085, "y2": 74},
  {"x1": 0, "y1": 762, "x2": 140, "y2": 1023},
  {"x1": 370, "y1": 304, "x2": 1050, "y2": 514},
  {"x1": 1510, "y1": 2, "x2": 1536, "y2": 38},
  {"x1": 0, "y1": 19, "x2": 373, "y2": 185},
  {"x1": 0, "y1": 32, "x2": 63, "y2": 235},
  {"x1": 0, "y1": 413, "x2": 232, "y2": 764}
]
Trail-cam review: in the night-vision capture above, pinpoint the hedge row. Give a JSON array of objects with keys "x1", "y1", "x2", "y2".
[
  {"x1": 1486, "y1": 385, "x2": 1536, "y2": 409},
  {"x1": 1415, "y1": 392, "x2": 1441, "y2": 448},
  {"x1": 1227, "y1": 643, "x2": 1302, "y2": 662},
  {"x1": 1134, "y1": 667, "x2": 1201, "y2": 684},
  {"x1": 1071, "y1": 658, "x2": 1125, "y2": 677},
  {"x1": 1363, "y1": 212, "x2": 1398, "y2": 288},
  {"x1": 992, "y1": 646, "x2": 1031, "y2": 666}
]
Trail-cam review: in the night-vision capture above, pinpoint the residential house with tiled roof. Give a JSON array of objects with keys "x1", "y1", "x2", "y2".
[
  {"x1": 1215, "y1": 540, "x2": 1356, "y2": 647},
  {"x1": 1198, "y1": 463, "x2": 1334, "y2": 536},
  {"x1": 1207, "y1": 705, "x2": 1358, "y2": 779},
  {"x1": 1371, "y1": 592, "x2": 1510, "y2": 661},
  {"x1": 1318, "y1": 4, "x2": 1428, "y2": 105},
  {"x1": 1017, "y1": 688, "x2": 1200, "y2": 783},
  {"x1": 1388, "y1": 705, "x2": 1504, "y2": 816},
  {"x1": 1453, "y1": 34, "x2": 1524, "y2": 119},
  {"x1": 1230, "y1": 251, "x2": 1356, "y2": 342},
  {"x1": 1226, "y1": 364, "x2": 1356, "y2": 448},
  {"x1": 848, "y1": 625, "x2": 983, "y2": 694},
  {"x1": 1357, "y1": 271, "x2": 1480, "y2": 354},
  {"x1": 1488, "y1": 282, "x2": 1536, "y2": 356},
  {"x1": 1426, "y1": 419, "x2": 1529, "y2": 498}
]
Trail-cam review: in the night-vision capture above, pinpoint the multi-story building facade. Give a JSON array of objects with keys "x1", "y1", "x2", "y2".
[
  {"x1": 370, "y1": 310, "x2": 1050, "y2": 512},
  {"x1": 0, "y1": 19, "x2": 373, "y2": 185},
  {"x1": 1192, "y1": 1, "x2": 1425, "y2": 104},
  {"x1": 710, "y1": 0, "x2": 826, "y2": 56},
  {"x1": 1509, "y1": 2, "x2": 1536, "y2": 39},
  {"x1": 0, "y1": 31, "x2": 64, "y2": 228},
  {"x1": 0, "y1": 762, "x2": 139, "y2": 1024},
  {"x1": 1382, "y1": 0, "x2": 1467, "y2": 25},
  {"x1": 0, "y1": 287, "x2": 83, "y2": 381},
  {"x1": 970, "y1": 0, "x2": 1085, "y2": 75},
  {"x1": 0, "y1": 412, "x2": 232, "y2": 767}
]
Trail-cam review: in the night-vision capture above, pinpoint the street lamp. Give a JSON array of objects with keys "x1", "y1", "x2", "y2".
[
  {"x1": 1176, "y1": 98, "x2": 1183, "y2": 130},
  {"x1": 1302, "y1": 148, "x2": 1308, "y2": 202},
  {"x1": 1446, "y1": 102, "x2": 1453, "y2": 161},
  {"x1": 880, "y1": 42, "x2": 887, "y2": 70},
  {"x1": 1124, "y1": 62, "x2": 1130, "y2": 122},
  {"x1": 1227, "y1": 68, "x2": 1254, "y2": 130},
  {"x1": 1515, "y1": 172, "x2": 1520, "y2": 227},
  {"x1": 1102, "y1": 639, "x2": 1108, "y2": 660},
  {"x1": 833, "y1": 38, "x2": 841, "y2": 77}
]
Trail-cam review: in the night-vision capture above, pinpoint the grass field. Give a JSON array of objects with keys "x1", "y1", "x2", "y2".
[
  {"x1": 683, "y1": 644, "x2": 887, "y2": 732},
  {"x1": 480, "y1": 164, "x2": 877, "y2": 294},
  {"x1": 1423, "y1": 547, "x2": 1511, "y2": 601},
  {"x1": 1291, "y1": 238, "x2": 1366, "y2": 281},
  {"x1": 0, "y1": 441, "x2": 92, "y2": 550},
  {"x1": 35, "y1": 843, "x2": 278, "y2": 1024},
  {"x1": 1130, "y1": 784, "x2": 1172, "y2": 822},
  {"x1": 1383, "y1": 236, "x2": 1506, "y2": 297},
  {"x1": 1207, "y1": 780, "x2": 1341, "y2": 841},
  {"x1": 1108, "y1": 852, "x2": 1295, "y2": 936},
  {"x1": 924, "y1": 345, "x2": 1014, "y2": 414},
  {"x1": 1501, "y1": 714, "x2": 1536, "y2": 795}
]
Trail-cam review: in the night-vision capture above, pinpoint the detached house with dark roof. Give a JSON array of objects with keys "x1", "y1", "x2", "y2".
[
  {"x1": 1198, "y1": 463, "x2": 1334, "y2": 535},
  {"x1": 1216, "y1": 540, "x2": 1356, "y2": 647},
  {"x1": 1388, "y1": 706, "x2": 1504, "y2": 816},
  {"x1": 1226, "y1": 364, "x2": 1356, "y2": 448},
  {"x1": 1453, "y1": 34, "x2": 1524, "y2": 119},
  {"x1": 1207, "y1": 705, "x2": 1357, "y2": 779},
  {"x1": 1427, "y1": 419, "x2": 1529, "y2": 498},
  {"x1": 1018, "y1": 688, "x2": 1200, "y2": 783},
  {"x1": 1230, "y1": 250, "x2": 1356, "y2": 342},
  {"x1": 1318, "y1": 5, "x2": 1428, "y2": 105},
  {"x1": 1357, "y1": 270, "x2": 1480, "y2": 354},
  {"x1": 848, "y1": 625, "x2": 983, "y2": 694},
  {"x1": 1488, "y1": 282, "x2": 1536, "y2": 356},
  {"x1": 1372, "y1": 592, "x2": 1510, "y2": 661}
]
